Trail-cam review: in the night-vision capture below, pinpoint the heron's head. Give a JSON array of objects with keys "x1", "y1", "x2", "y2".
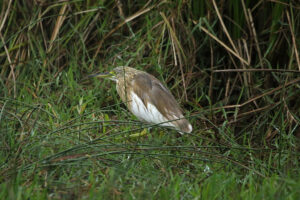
[{"x1": 89, "y1": 66, "x2": 137, "y2": 82}]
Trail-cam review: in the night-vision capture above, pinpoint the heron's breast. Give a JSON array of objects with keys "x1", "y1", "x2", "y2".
[{"x1": 129, "y1": 91, "x2": 176, "y2": 127}]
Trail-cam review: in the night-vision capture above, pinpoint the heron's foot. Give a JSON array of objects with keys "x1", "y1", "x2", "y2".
[{"x1": 128, "y1": 128, "x2": 148, "y2": 138}]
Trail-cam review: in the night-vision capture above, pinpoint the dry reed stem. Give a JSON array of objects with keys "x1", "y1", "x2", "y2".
[
  {"x1": 1, "y1": 33, "x2": 16, "y2": 98},
  {"x1": 241, "y1": 0, "x2": 251, "y2": 32},
  {"x1": 48, "y1": 3, "x2": 68, "y2": 53},
  {"x1": 241, "y1": 0, "x2": 254, "y2": 71},
  {"x1": 0, "y1": 0, "x2": 15, "y2": 98},
  {"x1": 38, "y1": 10, "x2": 47, "y2": 49},
  {"x1": 235, "y1": 102, "x2": 279, "y2": 119},
  {"x1": 161, "y1": 12, "x2": 188, "y2": 101},
  {"x1": 169, "y1": 20, "x2": 178, "y2": 67},
  {"x1": 214, "y1": 69, "x2": 300, "y2": 73},
  {"x1": 209, "y1": 40, "x2": 214, "y2": 99},
  {"x1": 238, "y1": 41, "x2": 250, "y2": 99},
  {"x1": 242, "y1": 39, "x2": 251, "y2": 64},
  {"x1": 37, "y1": 3, "x2": 68, "y2": 93},
  {"x1": 116, "y1": 0, "x2": 125, "y2": 19},
  {"x1": 90, "y1": 4, "x2": 156, "y2": 68},
  {"x1": 286, "y1": 10, "x2": 300, "y2": 71},
  {"x1": 211, "y1": 0, "x2": 239, "y2": 55},
  {"x1": 247, "y1": 9, "x2": 263, "y2": 67},
  {"x1": 217, "y1": 77, "x2": 300, "y2": 109},
  {"x1": 200, "y1": 26, "x2": 249, "y2": 65},
  {"x1": 0, "y1": 0, "x2": 12, "y2": 32}
]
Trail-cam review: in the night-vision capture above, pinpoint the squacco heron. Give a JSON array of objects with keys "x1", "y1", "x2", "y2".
[{"x1": 90, "y1": 66, "x2": 192, "y2": 134}]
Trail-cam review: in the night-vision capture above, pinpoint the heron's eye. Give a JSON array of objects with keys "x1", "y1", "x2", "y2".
[{"x1": 110, "y1": 71, "x2": 116, "y2": 76}]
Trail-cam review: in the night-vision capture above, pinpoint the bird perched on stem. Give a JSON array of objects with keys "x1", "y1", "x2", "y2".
[{"x1": 90, "y1": 66, "x2": 192, "y2": 134}]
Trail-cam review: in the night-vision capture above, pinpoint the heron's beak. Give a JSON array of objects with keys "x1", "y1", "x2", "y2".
[
  {"x1": 88, "y1": 71, "x2": 116, "y2": 81},
  {"x1": 88, "y1": 72, "x2": 111, "y2": 78}
]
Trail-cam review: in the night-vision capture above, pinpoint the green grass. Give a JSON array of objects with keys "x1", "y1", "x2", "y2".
[{"x1": 1, "y1": 0, "x2": 300, "y2": 199}]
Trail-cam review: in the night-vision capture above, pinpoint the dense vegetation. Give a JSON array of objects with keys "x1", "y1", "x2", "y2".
[{"x1": 1, "y1": 0, "x2": 299, "y2": 199}]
